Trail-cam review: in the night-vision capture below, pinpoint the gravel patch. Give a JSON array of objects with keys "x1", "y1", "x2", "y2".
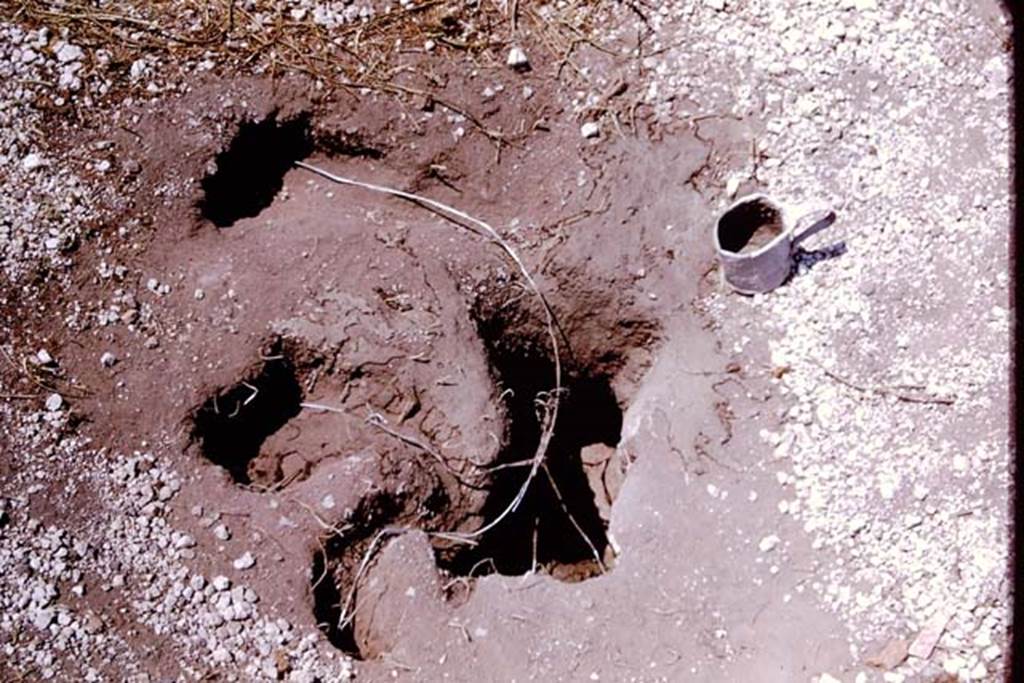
[{"x1": 579, "y1": 1, "x2": 1011, "y2": 680}]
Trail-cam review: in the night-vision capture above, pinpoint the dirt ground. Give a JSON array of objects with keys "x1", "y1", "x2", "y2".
[{"x1": 0, "y1": 1, "x2": 1013, "y2": 682}]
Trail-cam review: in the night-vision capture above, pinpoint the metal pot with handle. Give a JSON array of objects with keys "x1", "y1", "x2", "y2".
[{"x1": 713, "y1": 194, "x2": 837, "y2": 295}]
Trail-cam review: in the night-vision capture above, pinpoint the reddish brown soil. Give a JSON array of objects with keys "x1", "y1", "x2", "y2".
[{"x1": 1, "y1": 61, "x2": 853, "y2": 680}]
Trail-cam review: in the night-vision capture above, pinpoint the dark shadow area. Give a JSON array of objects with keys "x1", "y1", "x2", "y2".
[
  {"x1": 438, "y1": 334, "x2": 621, "y2": 582},
  {"x1": 310, "y1": 493, "x2": 404, "y2": 661},
  {"x1": 191, "y1": 356, "x2": 302, "y2": 484},
  {"x1": 793, "y1": 241, "x2": 848, "y2": 272},
  {"x1": 717, "y1": 196, "x2": 784, "y2": 253},
  {"x1": 199, "y1": 113, "x2": 313, "y2": 227},
  {"x1": 311, "y1": 546, "x2": 361, "y2": 657}
]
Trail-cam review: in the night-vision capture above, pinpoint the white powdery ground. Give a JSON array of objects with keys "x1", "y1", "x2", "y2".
[{"x1": 593, "y1": 0, "x2": 1010, "y2": 681}]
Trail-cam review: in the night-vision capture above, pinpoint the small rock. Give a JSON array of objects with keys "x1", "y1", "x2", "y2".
[
  {"x1": 35, "y1": 349, "x2": 54, "y2": 365},
  {"x1": 213, "y1": 524, "x2": 231, "y2": 541},
  {"x1": 45, "y1": 393, "x2": 63, "y2": 412},
  {"x1": 144, "y1": 336, "x2": 159, "y2": 349},
  {"x1": 22, "y1": 153, "x2": 45, "y2": 171},
  {"x1": 817, "y1": 674, "x2": 841, "y2": 683},
  {"x1": 758, "y1": 534, "x2": 780, "y2": 552},
  {"x1": 726, "y1": 176, "x2": 741, "y2": 197},
  {"x1": 32, "y1": 609, "x2": 54, "y2": 630},
  {"x1": 233, "y1": 552, "x2": 256, "y2": 570},
  {"x1": 212, "y1": 575, "x2": 231, "y2": 591},
  {"x1": 83, "y1": 611, "x2": 104, "y2": 634},
  {"x1": 705, "y1": 0, "x2": 726, "y2": 10},
  {"x1": 321, "y1": 494, "x2": 335, "y2": 510},
  {"x1": 506, "y1": 46, "x2": 529, "y2": 70},
  {"x1": 941, "y1": 655, "x2": 965, "y2": 675},
  {"x1": 193, "y1": 288, "x2": 205, "y2": 300},
  {"x1": 55, "y1": 43, "x2": 84, "y2": 63},
  {"x1": 865, "y1": 638, "x2": 909, "y2": 670},
  {"x1": 908, "y1": 612, "x2": 949, "y2": 659},
  {"x1": 100, "y1": 352, "x2": 117, "y2": 367},
  {"x1": 173, "y1": 533, "x2": 196, "y2": 549},
  {"x1": 580, "y1": 122, "x2": 600, "y2": 139}
]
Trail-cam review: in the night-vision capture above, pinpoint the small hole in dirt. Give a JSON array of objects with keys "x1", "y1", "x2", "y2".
[
  {"x1": 311, "y1": 493, "x2": 405, "y2": 660},
  {"x1": 199, "y1": 114, "x2": 313, "y2": 227},
  {"x1": 191, "y1": 355, "x2": 302, "y2": 484},
  {"x1": 438, "y1": 342, "x2": 621, "y2": 583},
  {"x1": 311, "y1": 546, "x2": 361, "y2": 655},
  {"x1": 718, "y1": 197, "x2": 783, "y2": 254}
]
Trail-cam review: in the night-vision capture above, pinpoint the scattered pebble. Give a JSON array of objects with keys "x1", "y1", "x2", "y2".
[
  {"x1": 21, "y1": 153, "x2": 45, "y2": 171},
  {"x1": 44, "y1": 393, "x2": 63, "y2": 412},
  {"x1": 233, "y1": 552, "x2": 256, "y2": 571},
  {"x1": 580, "y1": 122, "x2": 600, "y2": 139},
  {"x1": 506, "y1": 46, "x2": 529, "y2": 70}
]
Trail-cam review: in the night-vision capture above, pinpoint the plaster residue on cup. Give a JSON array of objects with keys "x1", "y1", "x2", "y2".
[{"x1": 717, "y1": 198, "x2": 785, "y2": 254}]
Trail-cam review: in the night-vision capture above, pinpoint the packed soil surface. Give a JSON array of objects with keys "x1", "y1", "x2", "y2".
[{"x1": 0, "y1": 1, "x2": 1013, "y2": 682}]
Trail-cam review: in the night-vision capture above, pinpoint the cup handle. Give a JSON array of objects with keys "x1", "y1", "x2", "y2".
[{"x1": 790, "y1": 208, "x2": 836, "y2": 248}]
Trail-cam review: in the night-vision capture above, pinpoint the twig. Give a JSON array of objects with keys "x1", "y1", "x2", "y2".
[
  {"x1": 817, "y1": 363, "x2": 955, "y2": 405},
  {"x1": 300, "y1": 401, "x2": 347, "y2": 414}
]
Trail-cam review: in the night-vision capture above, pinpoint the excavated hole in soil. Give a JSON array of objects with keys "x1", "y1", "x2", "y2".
[
  {"x1": 199, "y1": 113, "x2": 313, "y2": 227},
  {"x1": 436, "y1": 359, "x2": 621, "y2": 583},
  {"x1": 310, "y1": 301, "x2": 650, "y2": 660},
  {"x1": 190, "y1": 351, "x2": 303, "y2": 485},
  {"x1": 311, "y1": 492, "x2": 408, "y2": 659}
]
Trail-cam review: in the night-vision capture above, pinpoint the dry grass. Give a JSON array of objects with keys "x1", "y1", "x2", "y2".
[{"x1": 6, "y1": 0, "x2": 607, "y2": 99}]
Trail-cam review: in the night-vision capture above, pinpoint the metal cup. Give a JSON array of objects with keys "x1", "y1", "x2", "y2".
[{"x1": 713, "y1": 194, "x2": 836, "y2": 294}]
